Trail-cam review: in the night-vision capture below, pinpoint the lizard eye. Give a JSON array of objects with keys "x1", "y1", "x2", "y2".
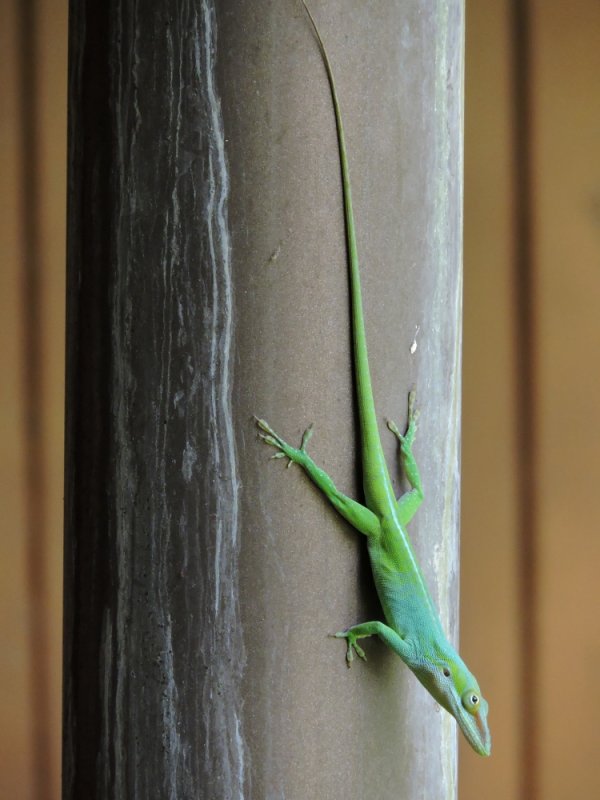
[{"x1": 461, "y1": 691, "x2": 480, "y2": 713}]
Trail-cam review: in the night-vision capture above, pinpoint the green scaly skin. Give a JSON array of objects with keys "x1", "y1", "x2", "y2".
[{"x1": 256, "y1": 1, "x2": 491, "y2": 757}]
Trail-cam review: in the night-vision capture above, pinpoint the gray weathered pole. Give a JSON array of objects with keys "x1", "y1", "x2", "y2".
[{"x1": 64, "y1": 1, "x2": 464, "y2": 798}]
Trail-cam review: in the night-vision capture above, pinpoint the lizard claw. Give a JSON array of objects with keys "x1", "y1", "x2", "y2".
[
  {"x1": 387, "y1": 418, "x2": 402, "y2": 437},
  {"x1": 407, "y1": 390, "x2": 420, "y2": 425},
  {"x1": 300, "y1": 424, "x2": 314, "y2": 452}
]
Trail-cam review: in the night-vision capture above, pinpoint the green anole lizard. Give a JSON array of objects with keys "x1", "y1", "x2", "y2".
[{"x1": 256, "y1": 1, "x2": 491, "y2": 757}]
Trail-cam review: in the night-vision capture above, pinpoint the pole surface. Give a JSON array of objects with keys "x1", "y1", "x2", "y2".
[{"x1": 64, "y1": 2, "x2": 464, "y2": 798}]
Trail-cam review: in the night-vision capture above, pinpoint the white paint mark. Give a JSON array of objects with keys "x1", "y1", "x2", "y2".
[
  {"x1": 182, "y1": 440, "x2": 198, "y2": 482},
  {"x1": 195, "y1": 3, "x2": 248, "y2": 798},
  {"x1": 173, "y1": 389, "x2": 185, "y2": 416},
  {"x1": 199, "y1": 0, "x2": 239, "y2": 613},
  {"x1": 410, "y1": 324, "x2": 420, "y2": 354}
]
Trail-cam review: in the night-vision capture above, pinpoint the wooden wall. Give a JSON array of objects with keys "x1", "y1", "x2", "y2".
[
  {"x1": 1, "y1": 1, "x2": 66, "y2": 799},
  {"x1": 1, "y1": 0, "x2": 598, "y2": 797},
  {"x1": 461, "y1": 0, "x2": 600, "y2": 798}
]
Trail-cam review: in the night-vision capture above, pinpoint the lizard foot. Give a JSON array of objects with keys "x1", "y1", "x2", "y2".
[
  {"x1": 387, "y1": 390, "x2": 420, "y2": 449},
  {"x1": 331, "y1": 630, "x2": 367, "y2": 667},
  {"x1": 254, "y1": 417, "x2": 313, "y2": 468}
]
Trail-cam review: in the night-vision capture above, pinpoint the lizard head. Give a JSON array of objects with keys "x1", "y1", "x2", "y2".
[{"x1": 415, "y1": 649, "x2": 491, "y2": 756}]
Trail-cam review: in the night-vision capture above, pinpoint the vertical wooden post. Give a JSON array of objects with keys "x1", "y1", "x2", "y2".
[
  {"x1": 16, "y1": 0, "x2": 55, "y2": 797},
  {"x1": 64, "y1": 2, "x2": 464, "y2": 798}
]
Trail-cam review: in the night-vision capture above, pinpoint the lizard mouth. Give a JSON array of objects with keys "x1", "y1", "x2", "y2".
[{"x1": 455, "y1": 697, "x2": 491, "y2": 756}]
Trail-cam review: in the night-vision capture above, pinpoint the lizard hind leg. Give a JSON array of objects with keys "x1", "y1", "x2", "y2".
[
  {"x1": 386, "y1": 391, "x2": 424, "y2": 524},
  {"x1": 254, "y1": 416, "x2": 381, "y2": 537}
]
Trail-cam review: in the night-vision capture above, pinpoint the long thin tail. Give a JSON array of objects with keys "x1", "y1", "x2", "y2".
[{"x1": 302, "y1": 2, "x2": 389, "y2": 498}]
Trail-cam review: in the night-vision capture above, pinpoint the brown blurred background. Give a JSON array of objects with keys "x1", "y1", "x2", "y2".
[{"x1": 1, "y1": 1, "x2": 598, "y2": 798}]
